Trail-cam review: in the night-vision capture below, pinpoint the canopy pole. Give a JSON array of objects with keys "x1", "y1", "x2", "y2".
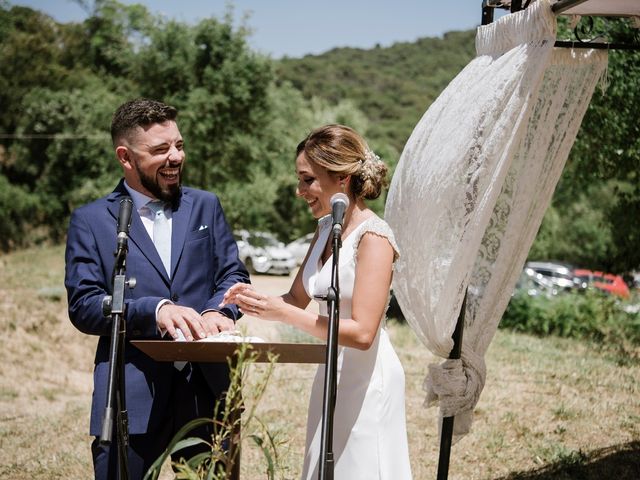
[
  {"x1": 551, "y1": 0, "x2": 590, "y2": 15},
  {"x1": 436, "y1": 289, "x2": 467, "y2": 480}
]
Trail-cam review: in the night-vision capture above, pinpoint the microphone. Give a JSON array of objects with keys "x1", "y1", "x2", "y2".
[
  {"x1": 330, "y1": 193, "x2": 349, "y2": 237},
  {"x1": 116, "y1": 196, "x2": 133, "y2": 251}
]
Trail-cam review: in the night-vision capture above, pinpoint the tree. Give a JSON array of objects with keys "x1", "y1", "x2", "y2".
[
  {"x1": 0, "y1": 173, "x2": 38, "y2": 250},
  {"x1": 552, "y1": 17, "x2": 640, "y2": 272},
  {"x1": 0, "y1": 5, "x2": 72, "y2": 133},
  {"x1": 9, "y1": 85, "x2": 122, "y2": 239},
  {"x1": 83, "y1": 0, "x2": 153, "y2": 76}
]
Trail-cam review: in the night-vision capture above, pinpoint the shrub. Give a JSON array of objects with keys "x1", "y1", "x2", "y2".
[
  {"x1": 0, "y1": 174, "x2": 39, "y2": 251},
  {"x1": 500, "y1": 290, "x2": 640, "y2": 363}
]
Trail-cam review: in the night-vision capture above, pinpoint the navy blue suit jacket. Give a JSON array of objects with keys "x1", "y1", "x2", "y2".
[{"x1": 65, "y1": 180, "x2": 249, "y2": 435}]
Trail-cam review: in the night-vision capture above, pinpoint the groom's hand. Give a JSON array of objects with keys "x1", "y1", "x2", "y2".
[
  {"x1": 157, "y1": 304, "x2": 213, "y2": 340},
  {"x1": 202, "y1": 310, "x2": 235, "y2": 333}
]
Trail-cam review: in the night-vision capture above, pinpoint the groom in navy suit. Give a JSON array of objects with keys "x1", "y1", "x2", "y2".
[{"x1": 65, "y1": 98, "x2": 250, "y2": 479}]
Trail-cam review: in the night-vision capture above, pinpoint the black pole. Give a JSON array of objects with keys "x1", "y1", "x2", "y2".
[
  {"x1": 100, "y1": 207, "x2": 135, "y2": 479},
  {"x1": 481, "y1": 0, "x2": 494, "y2": 25},
  {"x1": 554, "y1": 41, "x2": 640, "y2": 50},
  {"x1": 318, "y1": 230, "x2": 342, "y2": 480},
  {"x1": 551, "y1": 0, "x2": 590, "y2": 15},
  {"x1": 436, "y1": 289, "x2": 467, "y2": 480}
]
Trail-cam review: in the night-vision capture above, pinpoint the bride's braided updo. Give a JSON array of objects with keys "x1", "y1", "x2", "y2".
[{"x1": 295, "y1": 124, "x2": 388, "y2": 200}]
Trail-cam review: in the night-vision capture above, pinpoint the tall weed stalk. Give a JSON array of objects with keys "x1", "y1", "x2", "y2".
[{"x1": 144, "y1": 343, "x2": 280, "y2": 480}]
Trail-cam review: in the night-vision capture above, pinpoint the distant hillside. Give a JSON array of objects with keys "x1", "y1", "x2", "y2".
[{"x1": 275, "y1": 30, "x2": 477, "y2": 154}]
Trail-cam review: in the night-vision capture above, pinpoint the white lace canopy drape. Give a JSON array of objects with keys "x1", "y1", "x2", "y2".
[{"x1": 385, "y1": 0, "x2": 607, "y2": 439}]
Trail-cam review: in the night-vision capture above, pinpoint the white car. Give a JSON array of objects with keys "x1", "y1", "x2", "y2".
[
  {"x1": 286, "y1": 232, "x2": 315, "y2": 265},
  {"x1": 234, "y1": 230, "x2": 297, "y2": 275},
  {"x1": 524, "y1": 261, "x2": 580, "y2": 291}
]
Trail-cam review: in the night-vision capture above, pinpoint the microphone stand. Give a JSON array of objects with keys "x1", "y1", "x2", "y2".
[
  {"x1": 100, "y1": 235, "x2": 135, "y2": 480},
  {"x1": 318, "y1": 224, "x2": 342, "y2": 480}
]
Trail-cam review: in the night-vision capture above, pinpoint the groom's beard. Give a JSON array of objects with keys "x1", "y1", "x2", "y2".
[{"x1": 135, "y1": 161, "x2": 183, "y2": 203}]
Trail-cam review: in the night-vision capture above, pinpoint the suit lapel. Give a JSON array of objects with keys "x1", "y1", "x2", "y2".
[
  {"x1": 107, "y1": 182, "x2": 171, "y2": 284},
  {"x1": 170, "y1": 192, "x2": 193, "y2": 278},
  {"x1": 130, "y1": 209, "x2": 170, "y2": 282}
]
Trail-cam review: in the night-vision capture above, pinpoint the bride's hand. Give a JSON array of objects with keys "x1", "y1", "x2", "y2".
[
  {"x1": 221, "y1": 283, "x2": 283, "y2": 321},
  {"x1": 220, "y1": 282, "x2": 251, "y2": 308}
]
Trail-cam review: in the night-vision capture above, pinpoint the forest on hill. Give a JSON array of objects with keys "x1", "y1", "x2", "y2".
[
  {"x1": 1, "y1": 0, "x2": 638, "y2": 273},
  {"x1": 276, "y1": 30, "x2": 477, "y2": 154}
]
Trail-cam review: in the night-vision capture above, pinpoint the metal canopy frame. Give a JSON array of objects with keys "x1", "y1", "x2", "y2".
[
  {"x1": 481, "y1": 0, "x2": 640, "y2": 50},
  {"x1": 435, "y1": 3, "x2": 638, "y2": 480}
]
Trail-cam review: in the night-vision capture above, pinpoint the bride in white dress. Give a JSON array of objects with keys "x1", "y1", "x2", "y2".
[{"x1": 222, "y1": 124, "x2": 412, "y2": 480}]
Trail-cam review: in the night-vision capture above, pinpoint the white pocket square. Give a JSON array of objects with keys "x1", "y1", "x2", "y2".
[{"x1": 198, "y1": 225, "x2": 208, "y2": 231}]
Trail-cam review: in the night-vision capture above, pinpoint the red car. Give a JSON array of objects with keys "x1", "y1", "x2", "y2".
[{"x1": 574, "y1": 269, "x2": 630, "y2": 299}]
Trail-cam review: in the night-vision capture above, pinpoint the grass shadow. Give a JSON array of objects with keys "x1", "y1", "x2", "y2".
[{"x1": 494, "y1": 441, "x2": 640, "y2": 480}]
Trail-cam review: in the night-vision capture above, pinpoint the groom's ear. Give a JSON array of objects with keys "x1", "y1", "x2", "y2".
[{"x1": 116, "y1": 146, "x2": 132, "y2": 169}]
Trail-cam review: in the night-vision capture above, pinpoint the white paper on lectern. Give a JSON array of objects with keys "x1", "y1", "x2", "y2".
[{"x1": 174, "y1": 328, "x2": 265, "y2": 343}]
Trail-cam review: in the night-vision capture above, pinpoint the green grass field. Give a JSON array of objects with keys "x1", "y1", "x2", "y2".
[{"x1": 1, "y1": 245, "x2": 638, "y2": 479}]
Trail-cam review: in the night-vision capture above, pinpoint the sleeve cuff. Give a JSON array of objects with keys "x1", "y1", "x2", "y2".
[
  {"x1": 156, "y1": 299, "x2": 173, "y2": 336},
  {"x1": 201, "y1": 308, "x2": 236, "y2": 322}
]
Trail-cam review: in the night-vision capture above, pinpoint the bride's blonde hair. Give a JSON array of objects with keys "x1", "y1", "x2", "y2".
[{"x1": 296, "y1": 124, "x2": 388, "y2": 200}]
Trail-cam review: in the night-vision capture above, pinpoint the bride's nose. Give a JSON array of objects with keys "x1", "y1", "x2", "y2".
[{"x1": 296, "y1": 180, "x2": 306, "y2": 197}]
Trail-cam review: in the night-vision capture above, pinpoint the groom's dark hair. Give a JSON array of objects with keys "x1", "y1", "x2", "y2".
[{"x1": 111, "y1": 98, "x2": 178, "y2": 146}]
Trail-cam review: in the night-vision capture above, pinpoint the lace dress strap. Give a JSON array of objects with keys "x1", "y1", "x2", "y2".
[{"x1": 354, "y1": 215, "x2": 400, "y2": 263}]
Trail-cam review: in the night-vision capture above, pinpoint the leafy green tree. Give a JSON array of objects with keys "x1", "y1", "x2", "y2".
[
  {"x1": 530, "y1": 183, "x2": 616, "y2": 269},
  {"x1": 551, "y1": 17, "x2": 640, "y2": 272},
  {"x1": 276, "y1": 30, "x2": 476, "y2": 154},
  {"x1": 131, "y1": 19, "x2": 196, "y2": 101},
  {"x1": 82, "y1": 0, "x2": 153, "y2": 76},
  {"x1": 156, "y1": 17, "x2": 274, "y2": 192},
  {"x1": 0, "y1": 173, "x2": 39, "y2": 250},
  {"x1": 0, "y1": 5, "x2": 72, "y2": 133},
  {"x1": 219, "y1": 83, "x2": 375, "y2": 242},
  {"x1": 9, "y1": 85, "x2": 121, "y2": 239}
]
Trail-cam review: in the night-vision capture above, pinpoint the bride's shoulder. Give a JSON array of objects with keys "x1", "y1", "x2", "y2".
[
  {"x1": 356, "y1": 214, "x2": 400, "y2": 261},
  {"x1": 360, "y1": 214, "x2": 395, "y2": 239}
]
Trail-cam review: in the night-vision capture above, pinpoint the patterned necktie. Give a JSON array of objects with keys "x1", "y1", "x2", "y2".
[{"x1": 147, "y1": 200, "x2": 171, "y2": 277}]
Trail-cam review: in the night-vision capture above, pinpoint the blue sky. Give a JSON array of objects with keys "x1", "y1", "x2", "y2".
[{"x1": 10, "y1": 0, "x2": 501, "y2": 58}]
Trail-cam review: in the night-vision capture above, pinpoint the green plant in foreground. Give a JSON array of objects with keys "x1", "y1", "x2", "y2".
[
  {"x1": 144, "y1": 342, "x2": 279, "y2": 480},
  {"x1": 534, "y1": 442, "x2": 588, "y2": 469}
]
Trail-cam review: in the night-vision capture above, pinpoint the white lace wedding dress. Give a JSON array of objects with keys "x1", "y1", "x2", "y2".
[{"x1": 300, "y1": 214, "x2": 412, "y2": 480}]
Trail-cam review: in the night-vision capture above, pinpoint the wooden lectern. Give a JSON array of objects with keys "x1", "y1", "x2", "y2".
[{"x1": 132, "y1": 340, "x2": 326, "y2": 479}]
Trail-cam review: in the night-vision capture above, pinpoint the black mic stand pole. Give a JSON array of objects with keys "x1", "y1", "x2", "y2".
[
  {"x1": 100, "y1": 236, "x2": 136, "y2": 480},
  {"x1": 318, "y1": 225, "x2": 343, "y2": 480}
]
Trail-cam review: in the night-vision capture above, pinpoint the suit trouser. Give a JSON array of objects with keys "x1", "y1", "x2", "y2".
[{"x1": 92, "y1": 362, "x2": 228, "y2": 480}]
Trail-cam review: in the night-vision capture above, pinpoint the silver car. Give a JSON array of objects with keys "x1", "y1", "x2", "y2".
[
  {"x1": 524, "y1": 261, "x2": 580, "y2": 291},
  {"x1": 286, "y1": 232, "x2": 315, "y2": 266},
  {"x1": 234, "y1": 230, "x2": 297, "y2": 276},
  {"x1": 515, "y1": 267, "x2": 562, "y2": 297}
]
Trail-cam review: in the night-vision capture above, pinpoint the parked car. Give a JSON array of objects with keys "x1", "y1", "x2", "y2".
[
  {"x1": 286, "y1": 232, "x2": 314, "y2": 265},
  {"x1": 524, "y1": 261, "x2": 581, "y2": 291},
  {"x1": 234, "y1": 230, "x2": 297, "y2": 276},
  {"x1": 514, "y1": 266, "x2": 562, "y2": 297},
  {"x1": 573, "y1": 269, "x2": 630, "y2": 299}
]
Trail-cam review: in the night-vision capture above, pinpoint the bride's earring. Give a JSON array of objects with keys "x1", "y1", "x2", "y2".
[{"x1": 340, "y1": 182, "x2": 345, "y2": 193}]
